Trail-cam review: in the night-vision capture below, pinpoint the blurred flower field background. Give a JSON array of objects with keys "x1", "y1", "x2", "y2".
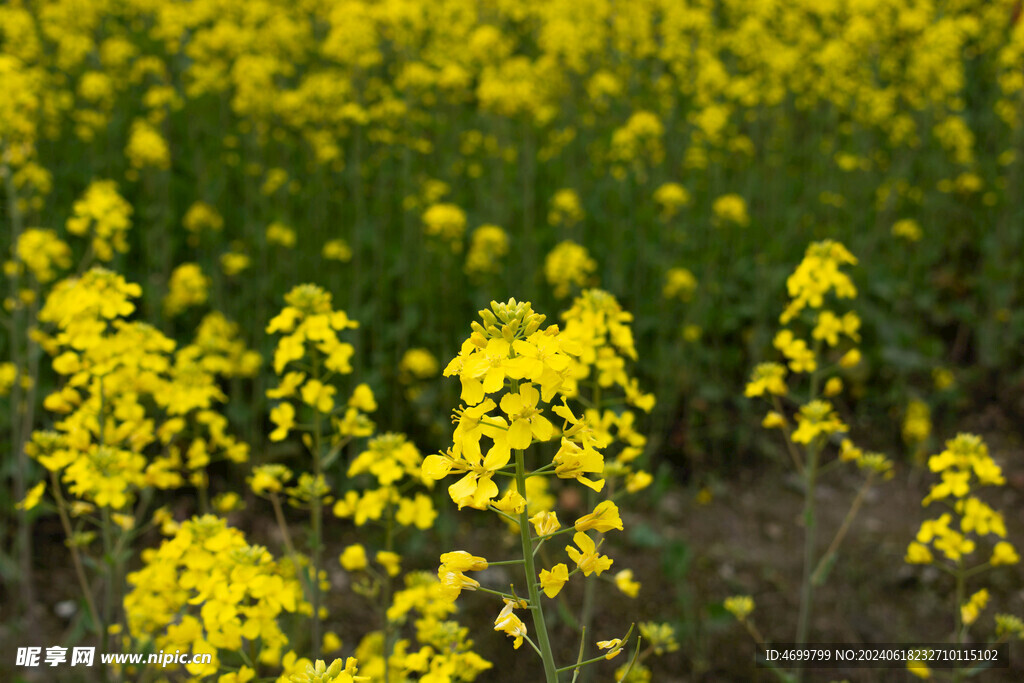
[{"x1": 2, "y1": 0, "x2": 1024, "y2": 680}]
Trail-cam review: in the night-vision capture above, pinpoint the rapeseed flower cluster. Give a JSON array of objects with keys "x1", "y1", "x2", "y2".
[
  {"x1": 64, "y1": 180, "x2": 132, "y2": 262},
  {"x1": 351, "y1": 572, "x2": 492, "y2": 681},
  {"x1": 747, "y1": 241, "x2": 880, "y2": 473},
  {"x1": 903, "y1": 398, "x2": 933, "y2": 463},
  {"x1": 906, "y1": 434, "x2": 1017, "y2": 567},
  {"x1": 547, "y1": 189, "x2": 584, "y2": 228},
  {"x1": 334, "y1": 433, "x2": 435, "y2": 531},
  {"x1": 32, "y1": 268, "x2": 253, "y2": 510},
  {"x1": 904, "y1": 433, "x2": 1023, "y2": 678},
  {"x1": 423, "y1": 299, "x2": 637, "y2": 681},
  {"x1": 165, "y1": 263, "x2": 211, "y2": 317},
  {"x1": 711, "y1": 194, "x2": 749, "y2": 228},
  {"x1": 559, "y1": 289, "x2": 655, "y2": 500},
  {"x1": 124, "y1": 515, "x2": 307, "y2": 679},
  {"x1": 1, "y1": 0, "x2": 1020, "y2": 222},
  {"x1": 652, "y1": 183, "x2": 690, "y2": 221},
  {"x1": 464, "y1": 225, "x2": 509, "y2": 278},
  {"x1": 11, "y1": 228, "x2": 71, "y2": 284},
  {"x1": 183, "y1": 201, "x2": 224, "y2": 237},
  {"x1": 24, "y1": 267, "x2": 258, "y2": 658},
  {"x1": 263, "y1": 283, "x2": 379, "y2": 658},
  {"x1": 740, "y1": 240, "x2": 893, "y2": 651},
  {"x1": 334, "y1": 432, "x2": 490, "y2": 682},
  {"x1": 422, "y1": 204, "x2": 467, "y2": 251},
  {"x1": 662, "y1": 268, "x2": 697, "y2": 303},
  {"x1": 544, "y1": 241, "x2": 597, "y2": 299}
]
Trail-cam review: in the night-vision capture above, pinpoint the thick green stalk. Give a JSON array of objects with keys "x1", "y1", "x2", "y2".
[
  {"x1": 796, "y1": 345, "x2": 825, "y2": 671},
  {"x1": 101, "y1": 507, "x2": 114, "y2": 653},
  {"x1": 310, "y1": 354, "x2": 323, "y2": 660},
  {"x1": 954, "y1": 564, "x2": 965, "y2": 683},
  {"x1": 383, "y1": 504, "x2": 395, "y2": 683},
  {"x1": 515, "y1": 447, "x2": 560, "y2": 683},
  {"x1": 794, "y1": 440, "x2": 819, "y2": 674}
]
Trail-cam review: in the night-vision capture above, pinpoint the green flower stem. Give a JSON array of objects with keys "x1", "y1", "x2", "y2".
[
  {"x1": 534, "y1": 527, "x2": 578, "y2": 543},
  {"x1": 569, "y1": 626, "x2": 587, "y2": 683},
  {"x1": 488, "y1": 506, "x2": 522, "y2": 525},
  {"x1": 269, "y1": 492, "x2": 313, "y2": 603},
  {"x1": 383, "y1": 503, "x2": 395, "y2": 683},
  {"x1": 521, "y1": 633, "x2": 544, "y2": 659},
  {"x1": 475, "y1": 585, "x2": 518, "y2": 600},
  {"x1": 50, "y1": 470, "x2": 102, "y2": 636},
  {"x1": 100, "y1": 507, "x2": 115, "y2": 651},
  {"x1": 197, "y1": 481, "x2": 209, "y2": 515},
  {"x1": 794, "y1": 438, "x2": 819, "y2": 670},
  {"x1": 516, "y1": 447, "x2": 560, "y2": 682},
  {"x1": 795, "y1": 343, "x2": 823, "y2": 682},
  {"x1": 310, "y1": 352, "x2": 323, "y2": 661},
  {"x1": 771, "y1": 395, "x2": 804, "y2": 474},
  {"x1": 557, "y1": 651, "x2": 615, "y2": 673},
  {"x1": 811, "y1": 472, "x2": 875, "y2": 586},
  {"x1": 954, "y1": 562, "x2": 966, "y2": 683},
  {"x1": 955, "y1": 562, "x2": 965, "y2": 641},
  {"x1": 613, "y1": 636, "x2": 643, "y2": 683}
]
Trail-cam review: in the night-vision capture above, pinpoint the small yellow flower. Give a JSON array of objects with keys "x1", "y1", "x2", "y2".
[
  {"x1": 791, "y1": 400, "x2": 847, "y2": 444},
  {"x1": 724, "y1": 595, "x2": 754, "y2": 621},
  {"x1": 712, "y1": 194, "x2": 749, "y2": 227},
  {"x1": 596, "y1": 639, "x2": 623, "y2": 659},
  {"x1": 348, "y1": 384, "x2": 377, "y2": 412},
  {"x1": 322, "y1": 239, "x2": 352, "y2": 262},
  {"x1": 663, "y1": 267, "x2": 698, "y2": 302},
  {"x1": 996, "y1": 614, "x2": 1024, "y2": 639},
  {"x1": 614, "y1": 569, "x2": 640, "y2": 598},
  {"x1": 494, "y1": 600, "x2": 528, "y2": 649},
  {"x1": 266, "y1": 222, "x2": 297, "y2": 248},
  {"x1": 539, "y1": 563, "x2": 569, "y2": 598},
  {"x1": 530, "y1": 510, "x2": 561, "y2": 536},
  {"x1": 301, "y1": 380, "x2": 336, "y2": 413},
  {"x1": 626, "y1": 470, "x2": 653, "y2": 493},
  {"x1": 992, "y1": 542, "x2": 1019, "y2": 566},
  {"x1": 892, "y1": 219, "x2": 923, "y2": 242},
  {"x1": 340, "y1": 544, "x2": 368, "y2": 571},
  {"x1": 745, "y1": 363, "x2": 788, "y2": 397},
  {"x1": 399, "y1": 349, "x2": 439, "y2": 383},
  {"x1": 376, "y1": 551, "x2": 401, "y2": 577},
  {"x1": 566, "y1": 531, "x2": 613, "y2": 577},
  {"x1": 961, "y1": 589, "x2": 989, "y2": 626},
  {"x1": 548, "y1": 188, "x2": 584, "y2": 228},
  {"x1": 653, "y1": 182, "x2": 690, "y2": 220},
  {"x1": 839, "y1": 349, "x2": 861, "y2": 368},
  {"x1": 907, "y1": 659, "x2": 932, "y2": 679},
  {"x1": 269, "y1": 403, "x2": 296, "y2": 442},
  {"x1": 321, "y1": 631, "x2": 342, "y2": 654},
  {"x1": 16, "y1": 481, "x2": 46, "y2": 511},
  {"x1": 574, "y1": 501, "x2": 623, "y2": 533},
  {"x1": 249, "y1": 464, "x2": 292, "y2": 496}
]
